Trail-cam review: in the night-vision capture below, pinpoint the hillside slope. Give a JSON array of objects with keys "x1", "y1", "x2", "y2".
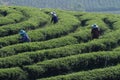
[{"x1": 1, "y1": 6, "x2": 120, "y2": 80}]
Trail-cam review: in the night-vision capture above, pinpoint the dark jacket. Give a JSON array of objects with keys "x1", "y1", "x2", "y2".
[
  {"x1": 91, "y1": 28, "x2": 100, "y2": 39},
  {"x1": 51, "y1": 15, "x2": 58, "y2": 24},
  {"x1": 20, "y1": 34, "x2": 30, "y2": 42}
]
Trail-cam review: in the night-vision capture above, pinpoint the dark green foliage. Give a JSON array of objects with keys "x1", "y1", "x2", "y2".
[
  {"x1": 0, "y1": 36, "x2": 78, "y2": 57},
  {"x1": 25, "y1": 51, "x2": 120, "y2": 79},
  {"x1": 0, "y1": 67, "x2": 28, "y2": 80},
  {"x1": 38, "y1": 64, "x2": 120, "y2": 80},
  {"x1": 0, "y1": 9, "x2": 79, "y2": 48},
  {"x1": 0, "y1": 6, "x2": 120, "y2": 80}
]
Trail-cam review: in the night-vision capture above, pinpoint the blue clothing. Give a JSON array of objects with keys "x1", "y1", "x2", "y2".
[
  {"x1": 21, "y1": 34, "x2": 30, "y2": 42},
  {"x1": 51, "y1": 15, "x2": 58, "y2": 24},
  {"x1": 19, "y1": 30, "x2": 30, "y2": 42}
]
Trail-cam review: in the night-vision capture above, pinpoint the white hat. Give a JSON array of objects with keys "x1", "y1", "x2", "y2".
[
  {"x1": 53, "y1": 13, "x2": 57, "y2": 16},
  {"x1": 92, "y1": 24, "x2": 98, "y2": 28},
  {"x1": 19, "y1": 29, "x2": 26, "y2": 35},
  {"x1": 50, "y1": 11, "x2": 56, "y2": 15},
  {"x1": 50, "y1": 12, "x2": 54, "y2": 14}
]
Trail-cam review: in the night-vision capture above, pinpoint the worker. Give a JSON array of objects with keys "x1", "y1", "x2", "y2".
[
  {"x1": 19, "y1": 29, "x2": 30, "y2": 42},
  {"x1": 51, "y1": 11, "x2": 58, "y2": 24},
  {"x1": 91, "y1": 24, "x2": 100, "y2": 39}
]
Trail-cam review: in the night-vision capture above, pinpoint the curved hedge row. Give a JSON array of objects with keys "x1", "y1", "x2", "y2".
[
  {"x1": 0, "y1": 12, "x2": 24, "y2": 26},
  {"x1": 0, "y1": 7, "x2": 49, "y2": 37},
  {"x1": 25, "y1": 51, "x2": 120, "y2": 80},
  {"x1": 0, "y1": 6, "x2": 120, "y2": 80},
  {"x1": 38, "y1": 64, "x2": 120, "y2": 80},
  {"x1": 0, "y1": 11, "x2": 79, "y2": 48},
  {"x1": 0, "y1": 17, "x2": 120, "y2": 68},
  {"x1": 0, "y1": 11, "x2": 113, "y2": 56},
  {"x1": 0, "y1": 37, "x2": 118, "y2": 68},
  {"x1": 0, "y1": 67, "x2": 27, "y2": 80},
  {"x1": 0, "y1": 36, "x2": 78, "y2": 57},
  {"x1": 0, "y1": 7, "x2": 26, "y2": 26},
  {"x1": 0, "y1": 27, "x2": 93, "y2": 56}
]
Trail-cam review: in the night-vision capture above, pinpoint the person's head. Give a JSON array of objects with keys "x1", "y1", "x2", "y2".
[
  {"x1": 91, "y1": 24, "x2": 98, "y2": 28},
  {"x1": 19, "y1": 29, "x2": 26, "y2": 36},
  {"x1": 50, "y1": 12, "x2": 54, "y2": 15},
  {"x1": 50, "y1": 11, "x2": 57, "y2": 16},
  {"x1": 53, "y1": 13, "x2": 57, "y2": 16}
]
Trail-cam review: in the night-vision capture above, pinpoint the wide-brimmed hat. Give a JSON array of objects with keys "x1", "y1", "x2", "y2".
[
  {"x1": 50, "y1": 12, "x2": 54, "y2": 14},
  {"x1": 50, "y1": 11, "x2": 56, "y2": 15},
  {"x1": 92, "y1": 24, "x2": 98, "y2": 28},
  {"x1": 19, "y1": 29, "x2": 26, "y2": 35}
]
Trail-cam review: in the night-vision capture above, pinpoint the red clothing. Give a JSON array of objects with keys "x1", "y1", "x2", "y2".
[{"x1": 91, "y1": 28, "x2": 100, "y2": 39}]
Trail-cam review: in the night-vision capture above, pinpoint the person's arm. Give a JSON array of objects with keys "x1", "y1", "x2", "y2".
[
  {"x1": 91, "y1": 29, "x2": 94, "y2": 34},
  {"x1": 51, "y1": 17, "x2": 54, "y2": 23}
]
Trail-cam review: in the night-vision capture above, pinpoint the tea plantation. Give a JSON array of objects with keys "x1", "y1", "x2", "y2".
[{"x1": 0, "y1": 6, "x2": 120, "y2": 80}]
